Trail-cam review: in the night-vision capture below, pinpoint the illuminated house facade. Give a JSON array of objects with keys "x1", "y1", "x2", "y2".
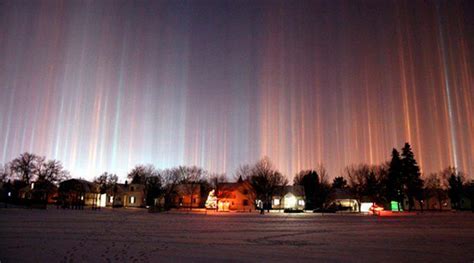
[
  {"x1": 216, "y1": 181, "x2": 254, "y2": 212},
  {"x1": 271, "y1": 186, "x2": 305, "y2": 211},
  {"x1": 103, "y1": 182, "x2": 146, "y2": 208},
  {"x1": 18, "y1": 181, "x2": 58, "y2": 205},
  {"x1": 58, "y1": 179, "x2": 101, "y2": 208},
  {"x1": 173, "y1": 184, "x2": 203, "y2": 209}
]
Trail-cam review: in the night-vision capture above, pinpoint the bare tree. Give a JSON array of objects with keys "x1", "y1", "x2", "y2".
[
  {"x1": 315, "y1": 164, "x2": 329, "y2": 185},
  {"x1": 249, "y1": 157, "x2": 288, "y2": 214},
  {"x1": 94, "y1": 172, "x2": 119, "y2": 207},
  {"x1": 0, "y1": 163, "x2": 11, "y2": 182},
  {"x1": 234, "y1": 164, "x2": 252, "y2": 181},
  {"x1": 344, "y1": 164, "x2": 386, "y2": 211},
  {"x1": 38, "y1": 160, "x2": 70, "y2": 185},
  {"x1": 37, "y1": 160, "x2": 70, "y2": 203},
  {"x1": 424, "y1": 173, "x2": 448, "y2": 211},
  {"x1": 161, "y1": 168, "x2": 186, "y2": 210},
  {"x1": 178, "y1": 166, "x2": 207, "y2": 209},
  {"x1": 9, "y1": 152, "x2": 44, "y2": 184},
  {"x1": 128, "y1": 164, "x2": 155, "y2": 184}
]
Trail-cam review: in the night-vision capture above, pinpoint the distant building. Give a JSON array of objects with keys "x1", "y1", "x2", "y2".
[
  {"x1": 58, "y1": 179, "x2": 100, "y2": 208},
  {"x1": 124, "y1": 183, "x2": 146, "y2": 208},
  {"x1": 18, "y1": 180, "x2": 58, "y2": 206},
  {"x1": 103, "y1": 182, "x2": 146, "y2": 208},
  {"x1": 216, "y1": 181, "x2": 254, "y2": 212},
  {"x1": 271, "y1": 185, "x2": 305, "y2": 211},
  {"x1": 173, "y1": 183, "x2": 203, "y2": 209}
]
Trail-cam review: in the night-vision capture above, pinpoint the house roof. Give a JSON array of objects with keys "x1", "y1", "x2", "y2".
[
  {"x1": 59, "y1": 179, "x2": 98, "y2": 193},
  {"x1": 106, "y1": 183, "x2": 128, "y2": 194},
  {"x1": 275, "y1": 185, "x2": 305, "y2": 197},
  {"x1": 216, "y1": 181, "x2": 253, "y2": 199}
]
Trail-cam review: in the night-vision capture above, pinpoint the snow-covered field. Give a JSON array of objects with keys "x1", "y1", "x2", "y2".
[{"x1": 0, "y1": 208, "x2": 473, "y2": 262}]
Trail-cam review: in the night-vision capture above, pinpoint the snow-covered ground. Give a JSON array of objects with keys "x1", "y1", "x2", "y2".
[{"x1": 0, "y1": 208, "x2": 473, "y2": 262}]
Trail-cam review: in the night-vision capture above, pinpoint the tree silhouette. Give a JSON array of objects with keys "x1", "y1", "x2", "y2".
[
  {"x1": 387, "y1": 149, "x2": 404, "y2": 210},
  {"x1": 401, "y1": 143, "x2": 423, "y2": 211},
  {"x1": 0, "y1": 163, "x2": 10, "y2": 182},
  {"x1": 179, "y1": 166, "x2": 207, "y2": 209},
  {"x1": 127, "y1": 164, "x2": 163, "y2": 207},
  {"x1": 424, "y1": 173, "x2": 448, "y2": 211},
  {"x1": 37, "y1": 160, "x2": 70, "y2": 204},
  {"x1": 444, "y1": 167, "x2": 464, "y2": 210},
  {"x1": 94, "y1": 172, "x2": 118, "y2": 207},
  {"x1": 249, "y1": 157, "x2": 288, "y2": 214},
  {"x1": 344, "y1": 164, "x2": 387, "y2": 211},
  {"x1": 38, "y1": 160, "x2": 70, "y2": 185},
  {"x1": 332, "y1": 176, "x2": 347, "y2": 189},
  {"x1": 9, "y1": 152, "x2": 44, "y2": 184},
  {"x1": 295, "y1": 165, "x2": 331, "y2": 210}
]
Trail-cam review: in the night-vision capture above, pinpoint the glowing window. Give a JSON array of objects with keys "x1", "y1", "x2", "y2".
[
  {"x1": 298, "y1": 199, "x2": 305, "y2": 206},
  {"x1": 109, "y1": 196, "x2": 114, "y2": 203},
  {"x1": 273, "y1": 199, "x2": 280, "y2": 206},
  {"x1": 130, "y1": 196, "x2": 135, "y2": 204}
]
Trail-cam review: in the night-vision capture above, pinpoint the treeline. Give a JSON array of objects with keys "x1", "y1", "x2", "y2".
[
  {"x1": 292, "y1": 143, "x2": 474, "y2": 211},
  {"x1": 1, "y1": 142, "x2": 473, "y2": 211}
]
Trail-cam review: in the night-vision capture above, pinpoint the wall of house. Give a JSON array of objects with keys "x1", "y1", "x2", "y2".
[
  {"x1": 218, "y1": 190, "x2": 253, "y2": 212},
  {"x1": 175, "y1": 193, "x2": 201, "y2": 208},
  {"x1": 271, "y1": 193, "x2": 305, "y2": 211},
  {"x1": 106, "y1": 193, "x2": 124, "y2": 207}
]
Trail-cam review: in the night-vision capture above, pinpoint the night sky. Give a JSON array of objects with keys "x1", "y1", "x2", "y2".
[{"x1": 0, "y1": 0, "x2": 473, "y2": 181}]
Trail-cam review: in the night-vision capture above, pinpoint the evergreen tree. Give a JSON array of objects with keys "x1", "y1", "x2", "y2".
[
  {"x1": 401, "y1": 143, "x2": 423, "y2": 211},
  {"x1": 295, "y1": 169, "x2": 330, "y2": 210},
  {"x1": 387, "y1": 149, "x2": 404, "y2": 210},
  {"x1": 447, "y1": 169, "x2": 463, "y2": 210}
]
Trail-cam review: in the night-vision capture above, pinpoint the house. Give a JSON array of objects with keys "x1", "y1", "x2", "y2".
[
  {"x1": 124, "y1": 183, "x2": 146, "y2": 207},
  {"x1": 105, "y1": 182, "x2": 145, "y2": 207},
  {"x1": 1, "y1": 180, "x2": 27, "y2": 204},
  {"x1": 216, "y1": 180, "x2": 254, "y2": 212},
  {"x1": 327, "y1": 188, "x2": 359, "y2": 212},
  {"x1": 58, "y1": 179, "x2": 101, "y2": 208},
  {"x1": 173, "y1": 183, "x2": 203, "y2": 209},
  {"x1": 271, "y1": 185, "x2": 305, "y2": 211},
  {"x1": 411, "y1": 195, "x2": 452, "y2": 211},
  {"x1": 105, "y1": 183, "x2": 128, "y2": 207},
  {"x1": 18, "y1": 180, "x2": 58, "y2": 205}
]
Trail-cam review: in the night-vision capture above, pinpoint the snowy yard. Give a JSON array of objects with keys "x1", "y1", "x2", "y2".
[{"x1": 0, "y1": 208, "x2": 473, "y2": 262}]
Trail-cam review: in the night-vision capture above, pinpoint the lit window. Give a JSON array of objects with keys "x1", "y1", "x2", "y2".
[
  {"x1": 298, "y1": 200, "x2": 305, "y2": 206},
  {"x1": 8, "y1": 192, "x2": 11, "y2": 197},
  {"x1": 130, "y1": 196, "x2": 135, "y2": 204},
  {"x1": 80, "y1": 195, "x2": 84, "y2": 200},
  {"x1": 31, "y1": 183, "x2": 35, "y2": 189},
  {"x1": 109, "y1": 196, "x2": 114, "y2": 203},
  {"x1": 273, "y1": 199, "x2": 280, "y2": 206}
]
